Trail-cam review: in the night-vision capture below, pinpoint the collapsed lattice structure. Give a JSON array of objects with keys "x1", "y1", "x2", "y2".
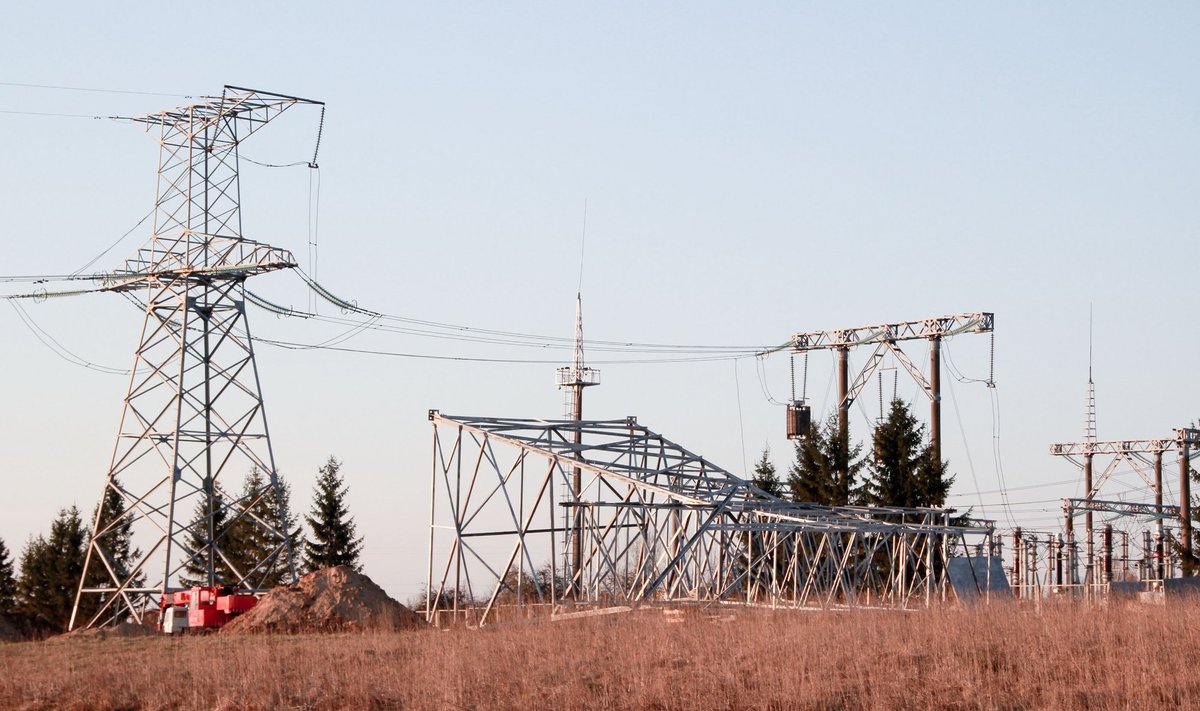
[{"x1": 426, "y1": 413, "x2": 999, "y2": 625}]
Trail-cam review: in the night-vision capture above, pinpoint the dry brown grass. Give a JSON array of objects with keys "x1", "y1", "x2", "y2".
[{"x1": 1, "y1": 599, "x2": 1196, "y2": 710}]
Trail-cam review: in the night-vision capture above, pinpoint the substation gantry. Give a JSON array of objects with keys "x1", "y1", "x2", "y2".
[
  {"x1": 1047, "y1": 429, "x2": 1200, "y2": 591},
  {"x1": 786, "y1": 313, "x2": 995, "y2": 468},
  {"x1": 69, "y1": 87, "x2": 322, "y2": 629},
  {"x1": 425, "y1": 412, "x2": 1001, "y2": 627}
]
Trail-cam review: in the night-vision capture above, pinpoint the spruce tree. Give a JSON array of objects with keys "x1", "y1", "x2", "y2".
[
  {"x1": 750, "y1": 445, "x2": 784, "y2": 498},
  {"x1": 862, "y1": 399, "x2": 954, "y2": 508},
  {"x1": 0, "y1": 536, "x2": 16, "y2": 614},
  {"x1": 228, "y1": 468, "x2": 299, "y2": 587},
  {"x1": 17, "y1": 506, "x2": 87, "y2": 629},
  {"x1": 82, "y1": 479, "x2": 143, "y2": 610},
  {"x1": 304, "y1": 456, "x2": 364, "y2": 573},
  {"x1": 788, "y1": 412, "x2": 864, "y2": 506},
  {"x1": 180, "y1": 486, "x2": 234, "y2": 587}
]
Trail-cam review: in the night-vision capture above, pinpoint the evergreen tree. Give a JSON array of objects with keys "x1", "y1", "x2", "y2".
[
  {"x1": 304, "y1": 456, "x2": 364, "y2": 573},
  {"x1": 862, "y1": 399, "x2": 954, "y2": 509},
  {"x1": 180, "y1": 485, "x2": 234, "y2": 587},
  {"x1": 788, "y1": 412, "x2": 865, "y2": 506},
  {"x1": 181, "y1": 470, "x2": 299, "y2": 588},
  {"x1": 17, "y1": 506, "x2": 87, "y2": 629},
  {"x1": 82, "y1": 479, "x2": 143, "y2": 606},
  {"x1": 0, "y1": 536, "x2": 16, "y2": 614},
  {"x1": 750, "y1": 445, "x2": 784, "y2": 498},
  {"x1": 229, "y1": 468, "x2": 300, "y2": 588}
]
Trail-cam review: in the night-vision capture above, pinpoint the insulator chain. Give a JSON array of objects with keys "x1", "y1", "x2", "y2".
[
  {"x1": 309, "y1": 105, "x2": 326, "y2": 169},
  {"x1": 790, "y1": 354, "x2": 796, "y2": 402},
  {"x1": 988, "y1": 331, "x2": 996, "y2": 388},
  {"x1": 878, "y1": 371, "x2": 884, "y2": 421}
]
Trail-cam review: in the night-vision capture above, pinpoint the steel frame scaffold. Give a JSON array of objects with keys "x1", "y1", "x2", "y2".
[
  {"x1": 70, "y1": 87, "x2": 322, "y2": 630},
  {"x1": 426, "y1": 412, "x2": 997, "y2": 626}
]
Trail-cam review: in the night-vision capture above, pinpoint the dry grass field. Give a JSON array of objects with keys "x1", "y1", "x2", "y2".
[{"x1": 1, "y1": 600, "x2": 1196, "y2": 710}]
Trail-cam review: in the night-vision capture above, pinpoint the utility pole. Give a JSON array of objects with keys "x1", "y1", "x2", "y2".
[
  {"x1": 929, "y1": 336, "x2": 942, "y2": 467},
  {"x1": 557, "y1": 293, "x2": 599, "y2": 596},
  {"x1": 837, "y1": 346, "x2": 849, "y2": 460},
  {"x1": 1180, "y1": 430, "x2": 1194, "y2": 575}
]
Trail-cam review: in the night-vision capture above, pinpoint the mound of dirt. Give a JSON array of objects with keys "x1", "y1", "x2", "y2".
[
  {"x1": 50, "y1": 621, "x2": 158, "y2": 642},
  {"x1": 222, "y1": 566, "x2": 425, "y2": 634}
]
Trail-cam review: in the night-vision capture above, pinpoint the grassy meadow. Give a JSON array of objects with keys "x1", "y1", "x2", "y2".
[{"x1": 0, "y1": 600, "x2": 1194, "y2": 710}]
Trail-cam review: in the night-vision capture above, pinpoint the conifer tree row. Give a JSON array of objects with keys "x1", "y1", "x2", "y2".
[{"x1": 783, "y1": 401, "x2": 953, "y2": 510}]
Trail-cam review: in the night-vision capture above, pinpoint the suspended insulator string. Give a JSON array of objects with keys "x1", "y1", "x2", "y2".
[
  {"x1": 790, "y1": 354, "x2": 795, "y2": 402},
  {"x1": 310, "y1": 106, "x2": 326, "y2": 168},
  {"x1": 988, "y1": 331, "x2": 996, "y2": 388}
]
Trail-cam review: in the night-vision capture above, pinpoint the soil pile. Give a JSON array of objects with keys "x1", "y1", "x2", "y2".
[{"x1": 222, "y1": 566, "x2": 425, "y2": 634}]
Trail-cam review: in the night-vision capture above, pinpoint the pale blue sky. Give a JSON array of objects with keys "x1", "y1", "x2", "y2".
[{"x1": 1, "y1": 3, "x2": 1197, "y2": 598}]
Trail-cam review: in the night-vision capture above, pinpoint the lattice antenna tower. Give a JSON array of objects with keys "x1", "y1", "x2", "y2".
[
  {"x1": 1085, "y1": 306, "x2": 1097, "y2": 443},
  {"x1": 556, "y1": 293, "x2": 601, "y2": 418},
  {"x1": 70, "y1": 86, "x2": 323, "y2": 630}
]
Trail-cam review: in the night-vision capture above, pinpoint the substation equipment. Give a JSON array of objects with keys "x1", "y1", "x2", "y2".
[
  {"x1": 1004, "y1": 429, "x2": 1200, "y2": 600},
  {"x1": 785, "y1": 312, "x2": 995, "y2": 465},
  {"x1": 68, "y1": 87, "x2": 322, "y2": 630}
]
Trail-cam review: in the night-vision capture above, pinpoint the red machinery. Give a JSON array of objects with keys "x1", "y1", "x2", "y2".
[{"x1": 161, "y1": 586, "x2": 258, "y2": 633}]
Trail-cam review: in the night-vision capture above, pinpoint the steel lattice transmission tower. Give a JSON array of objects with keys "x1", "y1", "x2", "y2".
[{"x1": 70, "y1": 87, "x2": 323, "y2": 630}]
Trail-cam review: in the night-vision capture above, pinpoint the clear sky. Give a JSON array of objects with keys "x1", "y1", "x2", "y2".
[{"x1": 1, "y1": 3, "x2": 1197, "y2": 600}]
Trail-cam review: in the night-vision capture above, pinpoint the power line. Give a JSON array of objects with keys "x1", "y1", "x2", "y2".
[
  {"x1": 254, "y1": 334, "x2": 755, "y2": 365},
  {"x1": 8, "y1": 301, "x2": 127, "y2": 374},
  {"x1": 0, "y1": 80, "x2": 191, "y2": 98}
]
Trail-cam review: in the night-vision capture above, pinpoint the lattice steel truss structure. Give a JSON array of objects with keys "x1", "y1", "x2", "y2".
[
  {"x1": 426, "y1": 412, "x2": 997, "y2": 626},
  {"x1": 788, "y1": 312, "x2": 994, "y2": 467},
  {"x1": 70, "y1": 87, "x2": 322, "y2": 629},
  {"x1": 1048, "y1": 428, "x2": 1200, "y2": 587}
]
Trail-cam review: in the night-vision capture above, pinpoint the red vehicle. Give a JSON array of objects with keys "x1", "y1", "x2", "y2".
[{"x1": 161, "y1": 585, "x2": 258, "y2": 633}]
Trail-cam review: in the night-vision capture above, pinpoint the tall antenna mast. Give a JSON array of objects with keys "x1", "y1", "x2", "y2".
[
  {"x1": 1085, "y1": 305, "x2": 1097, "y2": 443},
  {"x1": 556, "y1": 202, "x2": 599, "y2": 595}
]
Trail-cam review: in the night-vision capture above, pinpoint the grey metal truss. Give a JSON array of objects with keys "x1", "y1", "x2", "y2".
[
  {"x1": 425, "y1": 412, "x2": 997, "y2": 626},
  {"x1": 70, "y1": 87, "x2": 322, "y2": 630},
  {"x1": 789, "y1": 313, "x2": 994, "y2": 351},
  {"x1": 1064, "y1": 498, "x2": 1181, "y2": 520}
]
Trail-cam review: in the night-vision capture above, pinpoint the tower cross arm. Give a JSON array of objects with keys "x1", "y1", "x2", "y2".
[
  {"x1": 101, "y1": 238, "x2": 296, "y2": 291},
  {"x1": 790, "y1": 312, "x2": 993, "y2": 351},
  {"x1": 1049, "y1": 438, "x2": 1178, "y2": 457}
]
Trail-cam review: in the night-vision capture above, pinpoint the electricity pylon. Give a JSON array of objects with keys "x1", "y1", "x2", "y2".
[{"x1": 70, "y1": 87, "x2": 322, "y2": 629}]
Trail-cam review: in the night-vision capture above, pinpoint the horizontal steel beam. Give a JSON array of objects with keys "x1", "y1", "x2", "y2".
[
  {"x1": 1063, "y1": 497, "x2": 1181, "y2": 519},
  {"x1": 790, "y1": 312, "x2": 993, "y2": 351}
]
